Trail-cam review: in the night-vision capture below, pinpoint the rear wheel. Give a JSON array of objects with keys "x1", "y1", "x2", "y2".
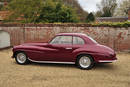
[
  {"x1": 15, "y1": 52, "x2": 29, "y2": 65},
  {"x1": 77, "y1": 55, "x2": 94, "y2": 70}
]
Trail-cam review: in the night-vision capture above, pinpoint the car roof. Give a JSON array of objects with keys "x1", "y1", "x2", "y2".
[
  {"x1": 56, "y1": 33, "x2": 88, "y2": 37},
  {"x1": 56, "y1": 33, "x2": 97, "y2": 45}
]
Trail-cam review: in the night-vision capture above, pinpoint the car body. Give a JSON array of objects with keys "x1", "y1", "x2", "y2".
[{"x1": 12, "y1": 33, "x2": 117, "y2": 69}]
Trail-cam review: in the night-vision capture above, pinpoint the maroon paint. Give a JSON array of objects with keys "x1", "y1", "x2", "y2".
[{"x1": 12, "y1": 33, "x2": 117, "y2": 63}]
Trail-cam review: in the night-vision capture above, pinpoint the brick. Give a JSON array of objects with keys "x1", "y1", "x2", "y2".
[{"x1": 0, "y1": 24, "x2": 130, "y2": 51}]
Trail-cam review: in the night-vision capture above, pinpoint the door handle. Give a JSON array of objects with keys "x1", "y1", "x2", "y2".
[{"x1": 65, "y1": 48, "x2": 72, "y2": 50}]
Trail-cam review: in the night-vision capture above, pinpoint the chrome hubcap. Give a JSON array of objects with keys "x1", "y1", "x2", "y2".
[
  {"x1": 79, "y1": 56, "x2": 91, "y2": 68},
  {"x1": 17, "y1": 53, "x2": 26, "y2": 64}
]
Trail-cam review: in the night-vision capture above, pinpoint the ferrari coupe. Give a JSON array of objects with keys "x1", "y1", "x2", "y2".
[{"x1": 12, "y1": 33, "x2": 117, "y2": 69}]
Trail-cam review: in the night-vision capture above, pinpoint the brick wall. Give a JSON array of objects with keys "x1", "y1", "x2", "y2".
[
  {"x1": 0, "y1": 24, "x2": 130, "y2": 51},
  {"x1": 128, "y1": 9, "x2": 130, "y2": 21}
]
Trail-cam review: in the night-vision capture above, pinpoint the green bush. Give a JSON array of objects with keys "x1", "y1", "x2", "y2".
[
  {"x1": 36, "y1": 0, "x2": 79, "y2": 23},
  {"x1": 91, "y1": 21, "x2": 130, "y2": 27},
  {"x1": 5, "y1": 0, "x2": 79, "y2": 23}
]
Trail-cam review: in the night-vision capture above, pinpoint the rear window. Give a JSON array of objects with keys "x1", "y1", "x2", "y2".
[{"x1": 73, "y1": 36, "x2": 85, "y2": 45}]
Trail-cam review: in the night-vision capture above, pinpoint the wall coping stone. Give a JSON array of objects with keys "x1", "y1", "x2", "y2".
[{"x1": 0, "y1": 23, "x2": 130, "y2": 28}]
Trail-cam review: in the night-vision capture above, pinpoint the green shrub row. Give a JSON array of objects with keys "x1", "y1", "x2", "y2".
[
  {"x1": 91, "y1": 21, "x2": 130, "y2": 27},
  {"x1": 1, "y1": 21, "x2": 130, "y2": 28}
]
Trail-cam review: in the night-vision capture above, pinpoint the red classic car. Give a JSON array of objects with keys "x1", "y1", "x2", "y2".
[{"x1": 12, "y1": 33, "x2": 117, "y2": 69}]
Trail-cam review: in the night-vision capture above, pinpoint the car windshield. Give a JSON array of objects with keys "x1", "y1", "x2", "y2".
[{"x1": 88, "y1": 36, "x2": 98, "y2": 44}]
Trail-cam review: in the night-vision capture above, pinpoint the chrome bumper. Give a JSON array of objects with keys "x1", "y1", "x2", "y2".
[{"x1": 98, "y1": 59, "x2": 117, "y2": 63}]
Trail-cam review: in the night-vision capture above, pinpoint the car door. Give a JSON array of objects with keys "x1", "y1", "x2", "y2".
[
  {"x1": 72, "y1": 36, "x2": 86, "y2": 51},
  {"x1": 41, "y1": 35, "x2": 74, "y2": 62}
]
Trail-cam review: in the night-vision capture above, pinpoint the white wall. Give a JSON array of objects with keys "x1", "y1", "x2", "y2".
[{"x1": 0, "y1": 31, "x2": 10, "y2": 48}]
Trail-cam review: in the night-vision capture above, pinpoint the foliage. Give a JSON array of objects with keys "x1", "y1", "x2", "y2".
[
  {"x1": 95, "y1": 11, "x2": 102, "y2": 17},
  {"x1": 85, "y1": 13, "x2": 95, "y2": 23},
  {"x1": 36, "y1": 0, "x2": 79, "y2": 23},
  {"x1": 5, "y1": 0, "x2": 43, "y2": 23},
  {"x1": 114, "y1": 0, "x2": 130, "y2": 16},
  {"x1": 4, "y1": 0, "x2": 79, "y2": 23},
  {"x1": 62, "y1": 0, "x2": 88, "y2": 22},
  {"x1": 96, "y1": 0, "x2": 117, "y2": 17},
  {"x1": 0, "y1": 4, "x2": 3, "y2": 10},
  {"x1": 0, "y1": 0, "x2": 11, "y2": 2},
  {"x1": 91, "y1": 21, "x2": 130, "y2": 27}
]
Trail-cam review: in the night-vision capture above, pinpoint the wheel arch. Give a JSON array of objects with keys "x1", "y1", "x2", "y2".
[
  {"x1": 75, "y1": 52, "x2": 95, "y2": 62},
  {"x1": 13, "y1": 50, "x2": 26, "y2": 58}
]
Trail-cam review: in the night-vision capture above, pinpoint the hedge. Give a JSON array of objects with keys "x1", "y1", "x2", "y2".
[{"x1": 91, "y1": 21, "x2": 130, "y2": 27}]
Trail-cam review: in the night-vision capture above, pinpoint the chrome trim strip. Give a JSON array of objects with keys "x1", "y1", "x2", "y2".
[
  {"x1": 99, "y1": 60, "x2": 117, "y2": 63},
  {"x1": 28, "y1": 58, "x2": 75, "y2": 64}
]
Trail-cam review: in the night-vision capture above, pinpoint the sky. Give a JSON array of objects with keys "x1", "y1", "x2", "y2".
[
  {"x1": 77, "y1": 0, "x2": 101, "y2": 12},
  {"x1": 77, "y1": 0, "x2": 122, "y2": 12}
]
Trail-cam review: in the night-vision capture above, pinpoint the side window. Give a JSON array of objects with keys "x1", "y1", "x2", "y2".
[
  {"x1": 73, "y1": 36, "x2": 85, "y2": 45},
  {"x1": 50, "y1": 36, "x2": 61, "y2": 44},
  {"x1": 50, "y1": 36, "x2": 72, "y2": 45}
]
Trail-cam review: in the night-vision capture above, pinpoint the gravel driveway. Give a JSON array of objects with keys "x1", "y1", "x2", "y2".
[{"x1": 0, "y1": 48, "x2": 130, "y2": 87}]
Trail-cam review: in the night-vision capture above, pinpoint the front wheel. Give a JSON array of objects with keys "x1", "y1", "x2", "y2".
[
  {"x1": 77, "y1": 55, "x2": 94, "y2": 70},
  {"x1": 15, "y1": 52, "x2": 29, "y2": 65}
]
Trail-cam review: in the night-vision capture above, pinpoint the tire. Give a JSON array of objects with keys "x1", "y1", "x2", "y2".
[
  {"x1": 76, "y1": 55, "x2": 94, "y2": 70},
  {"x1": 15, "y1": 52, "x2": 29, "y2": 65}
]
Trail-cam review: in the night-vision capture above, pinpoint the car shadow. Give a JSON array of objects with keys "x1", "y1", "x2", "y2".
[
  {"x1": 29, "y1": 62, "x2": 76, "y2": 69},
  {"x1": 30, "y1": 62, "x2": 117, "y2": 70},
  {"x1": 13, "y1": 61, "x2": 117, "y2": 70},
  {"x1": 93, "y1": 63, "x2": 118, "y2": 70}
]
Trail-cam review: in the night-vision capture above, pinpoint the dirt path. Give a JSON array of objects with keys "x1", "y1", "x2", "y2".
[{"x1": 0, "y1": 49, "x2": 130, "y2": 87}]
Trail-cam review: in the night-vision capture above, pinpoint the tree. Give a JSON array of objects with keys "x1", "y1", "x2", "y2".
[
  {"x1": 5, "y1": 0, "x2": 79, "y2": 23},
  {"x1": 95, "y1": 11, "x2": 102, "y2": 17},
  {"x1": 0, "y1": 4, "x2": 3, "y2": 10},
  {"x1": 0, "y1": 1, "x2": 4, "y2": 10},
  {"x1": 5, "y1": 0, "x2": 43, "y2": 23},
  {"x1": 34, "y1": 0, "x2": 79, "y2": 23},
  {"x1": 114, "y1": 0, "x2": 130, "y2": 16},
  {"x1": 0, "y1": 0, "x2": 11, "y2": 2},
  {"x1": 85, "y1": 12, "x2": 95, "y2": 23},
  {"x1": 0, "y1": 0, "x2": 12, "y2": 10},
  {"x1": 96, "y1": 0, "x2": 117, "y2": 17},
  {"x1": 62, "y1": 0, "x2": 89, "y2": 22}
]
